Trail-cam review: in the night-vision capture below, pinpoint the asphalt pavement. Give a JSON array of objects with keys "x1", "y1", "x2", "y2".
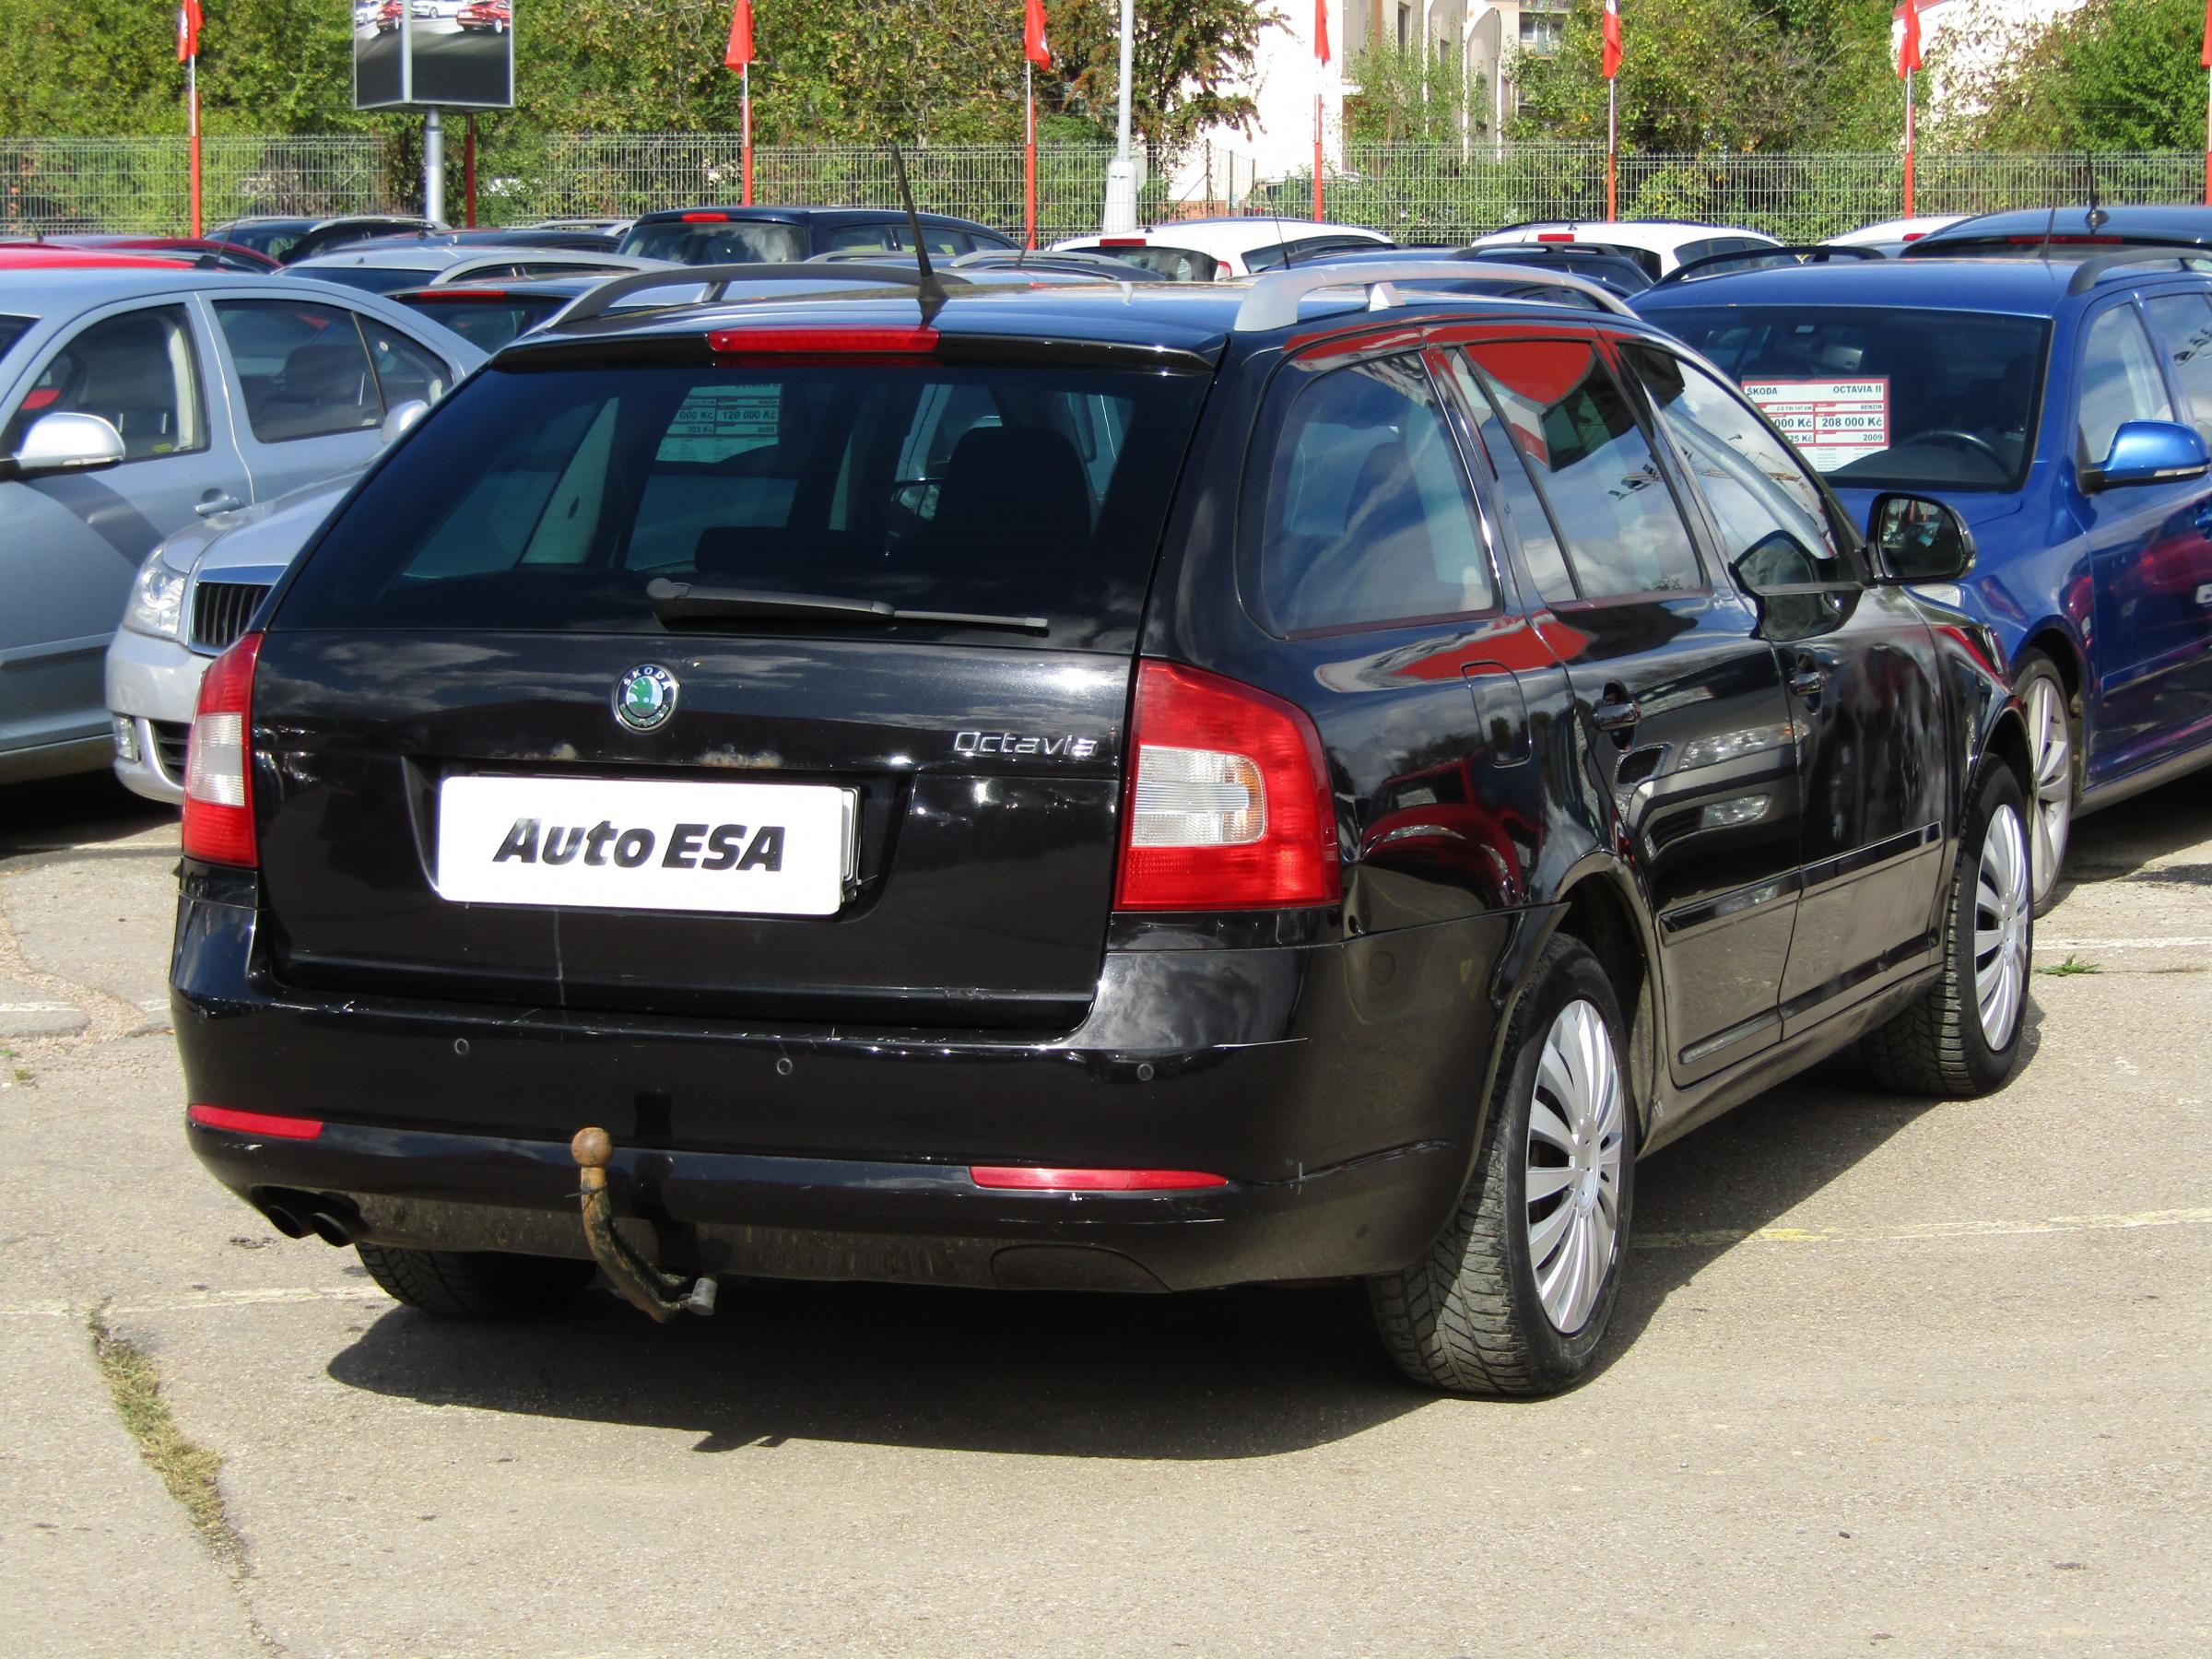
[{"x1": 1, "y1": 768, "x2": 2206, "y2": 1655}]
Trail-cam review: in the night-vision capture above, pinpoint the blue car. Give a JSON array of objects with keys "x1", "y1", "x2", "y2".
[{"x1": 1637, "y1": 251, "x2": 2212, "y2": 910}]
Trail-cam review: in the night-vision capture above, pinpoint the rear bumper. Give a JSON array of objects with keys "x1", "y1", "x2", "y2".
[{"x1": 174, "y1": 877, "x2": 1531, "y2": 1291}]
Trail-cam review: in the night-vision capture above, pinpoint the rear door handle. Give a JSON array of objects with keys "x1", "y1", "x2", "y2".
[
  {"x1": 194, "y1": 491, "x2": 243, "y2": 517},
  {"x1": 1789, "y1": 666, "x2": 1829, "y2": 700}
]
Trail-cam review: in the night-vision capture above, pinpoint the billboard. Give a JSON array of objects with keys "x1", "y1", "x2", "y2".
[{"x1": 354, "y1": 0, "x2": 514, "y2": 112}]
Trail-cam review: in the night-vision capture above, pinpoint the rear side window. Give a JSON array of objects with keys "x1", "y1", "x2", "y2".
[
  {"x1": 2077, "y1": 305, "x2": 2172, "y2": 461},
  {"x1": 0, "y1": 314, "x2": 31, "y2": 369},
  {"x1": 820, "y1": 223, "x2": 901, "y2": 254},
  {"x1": 1461, "y1": 338, "x2": 1703, "y2": 600},
  {"x1": 360, "y1": 318, "x2": 453, "y2": 408},
  {"x1": 2142, "y1": 291, "x2": 2212, "y2": 443},
  {"x1": 2, "y1": 303, "x2": 206, "y2": 461},
  {"x1": 395, "y1": 294, "x2": 565, "y2": 352},
  {"x1": 214, "y1": 300, "x2": 382, "y2": 442},
  {"x1": 1256, "y1": 353, "x2": 1496, "y2": 634},
  {"x1": 1629, "y1": 346, "x2": 1845, "y2": 574},
  {"x1": 275, "y1": 359, "x2": 1208, "y2": 648}
]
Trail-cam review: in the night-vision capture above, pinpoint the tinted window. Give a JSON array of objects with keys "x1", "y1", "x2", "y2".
[
  {"x1": 2, "y1": 304, "x2": 206, "y2": 461},
  {"x1": 0, "y1": 315, "x2": 28, "y2": 368},
  {"x1": 360, "y1": 318, "x2": 453, "y2": 407},
  {"x1": 2141, "y1": 292, "x2": 2212, "y2": 444},
  {"x1": 1257, "y1": 354, "x2": 1494, "y2": 634},
  {"x1": 2077, "y1": 304, "x2": 2172, "y2": 461},
  {"x1": 1441, "y1": 348, "x2": 1578, "y2": 606},
  {"x1": 820, "y1": 222, "x2": 901, "y2": 254},
  {"x1": 1462, "y1": 338, "x2": 1702, "y2": 599},
  {"x1": 618, "y1": 219, "x2": 807, "y2": 265},
  {"x1": 1630, "y1": 346, "x2": 1845, "y2": 574},
  {"x1": 1654, "y1": 304, "x2": 2048, "y2": 490},
  {"x1": 1089, "y1": 245, "x2": 1220, "y2": 282},
  {"x1": 292, "y1": 264, "x2": 438, "y2": 294},
  {"x1": 394, "y1": 293, "x2": 566, "y2": 352},
  {"x1": 214, "y1": 300, "x2": 382, "y2": 443},
  {"x1": 276, "y1": 360, "x2": 1208, "y2": 648}
]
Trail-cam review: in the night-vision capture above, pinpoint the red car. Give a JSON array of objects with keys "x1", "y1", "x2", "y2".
[
  {"x1": 3, "y1": 235, "x2": 278, "y2": 273},
  {"x1": 457, "y1": 0, "x2": 510, "y2": 30},
  {"x1": 0, "y1": 245, "x2": 180, "y2": 271}
]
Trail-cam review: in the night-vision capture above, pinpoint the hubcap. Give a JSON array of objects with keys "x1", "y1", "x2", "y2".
[
  {"x1": 1524, "y1": 998, "x2": 1625, "y2": 1335},
  {"x1": 1975, "y1": 803, "x2": 2031, "y2": 1048},
  {"x1": 2026, "y1": 677, "x2": 2072, "y2": 905}
]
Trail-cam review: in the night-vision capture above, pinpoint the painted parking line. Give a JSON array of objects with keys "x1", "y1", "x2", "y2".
[
  {"x1": 2035, "y1": 936, "x2": 2212, "y2": 952},
  {"x1": 1634, "y1": 1206, "x2": 2212, "y2": 1251},
  {"x1": 0, "y1": 1209, "x2": 2206, "y2": 1320}
]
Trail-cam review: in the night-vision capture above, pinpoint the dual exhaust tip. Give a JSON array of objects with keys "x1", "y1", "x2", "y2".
[{"x1": 255, "y1": 1188, "x2": 359, "y2": 1247}]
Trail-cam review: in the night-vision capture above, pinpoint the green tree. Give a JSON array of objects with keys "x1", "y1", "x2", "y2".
[
  {"x1": 1949, "y1": 0, "x2": 2206, "y2": 150},
  {"x1": 1344, "y1": 41, "x2": 1487, "y2": 141}
]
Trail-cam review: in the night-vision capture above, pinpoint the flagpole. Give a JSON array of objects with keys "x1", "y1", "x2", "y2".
[
  {"x1": 1312, "y1": 86, "x2": 1324, "y2": 223},
  {"x1": 1903, "y1": 66, "x2": 1915, "y2": 218},
  {"x1": 742, "y1": 63, "x2": 753, "y2": 206},
  {"x1": 187, "y1": 47, "x2": 201, "y2": 238},
  {"x1": 2204, "y1": 65, "x2": 2210, "y2": 206},
  {"x1": 1025, "y1": 59, "x2": 1038, "y2": 251},
  {"x1": 1606, "y1": 81, "x2": 1617, "y2": 221}
]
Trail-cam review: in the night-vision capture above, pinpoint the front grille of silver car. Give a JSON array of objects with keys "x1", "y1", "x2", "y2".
[{"x1": 190, "y1": 581, "x2": 273, "y2": 653}]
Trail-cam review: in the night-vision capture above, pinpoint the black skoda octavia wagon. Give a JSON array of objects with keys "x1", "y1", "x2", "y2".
[{"x1": 174, "y1": 257, "x2": 2034, "y2": 1394}]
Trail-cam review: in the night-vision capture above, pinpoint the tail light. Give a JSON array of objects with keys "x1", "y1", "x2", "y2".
[
  {"x1": 1114, "y1": 660, "x2": 1339, "y2": 911},
  {"x1": 182, "y1": 631, "x2": 262, "y2": 867}
]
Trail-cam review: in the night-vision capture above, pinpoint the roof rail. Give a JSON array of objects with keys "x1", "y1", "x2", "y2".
[
  {"x1": 1232, "y1": 259, "x2": 1634, "y2": 332},
  {"x1": 2065, "y1": 248, "x2": 2212, "y2": 295},
  {"x1": 552, "y1": 261, "x2": 973, "y2": 328},
  {"x1": 1656, "y1": 243, "x2": 1883, "y2": 287}
]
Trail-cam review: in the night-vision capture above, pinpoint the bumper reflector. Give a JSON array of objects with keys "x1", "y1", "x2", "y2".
[
  {"x1": 969, "y1": 1166, "x2": 1227, "y2": 1192},
  {"x1": 187, "y1": 1104, "x2": 324, "y2": 1140}
]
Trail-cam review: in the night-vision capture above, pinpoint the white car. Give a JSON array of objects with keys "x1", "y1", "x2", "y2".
[
  {"x1": 1468, "y1": 220, "x2": 1782, "y2": 280},
  {"x1": 1827, "y1": 214, "x2": 1970, "y2": 253},
  {"x1": 1053, "y1": 218, "x2": 1390, "y2": 280}
]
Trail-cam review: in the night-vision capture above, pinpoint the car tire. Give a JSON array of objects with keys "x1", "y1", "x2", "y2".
[
  {"x1": 355, "y1": 1243, "x2": 597, "y2": 1318},
  {"x1": 1367, "y1": 934, "x2": 1635, "y2": 1397},
  {"x1": 1862, "y1": 761, "x2": 2033, "y2": 1098},
  {"x1": 2014, "y1": 650, "x2": 2076, "y2": 917}
]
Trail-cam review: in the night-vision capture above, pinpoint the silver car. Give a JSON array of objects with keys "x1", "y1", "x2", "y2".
[{"x1": 0, "y1": 267, "x2": 484, "y2": 786}]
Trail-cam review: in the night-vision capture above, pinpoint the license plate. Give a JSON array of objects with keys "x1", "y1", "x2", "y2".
[{"x1": 434, "y1": 775, "x2": 856, "y2": 916}]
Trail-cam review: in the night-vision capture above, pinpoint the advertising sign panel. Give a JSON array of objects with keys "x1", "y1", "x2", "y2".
[{"x1": 354, "y1": 0, "x2": 515, "y2": 111}]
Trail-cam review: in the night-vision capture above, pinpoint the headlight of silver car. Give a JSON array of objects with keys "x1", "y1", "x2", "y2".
[{"x1": 123, "y1": 549, "x2": 190, "y2": 641}]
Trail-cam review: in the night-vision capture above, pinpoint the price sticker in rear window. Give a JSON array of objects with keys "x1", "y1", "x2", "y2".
[
  {"x1": 434, "y1": 775, "x2": 855, "y2": 916},
  {"x1": 1740, "y1": 378, "x2": 1889, "y2": 473}
]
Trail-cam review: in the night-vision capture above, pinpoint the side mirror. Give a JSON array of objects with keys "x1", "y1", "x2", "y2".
[
  {"x1": 5, "y1": 411, "x2": 126, "y2": 480},
  {"x1": 380, "y1": 399, "x2": 430, "y2": 445},
  {"x1": 1868, "y1": 494, "x2": 1976, "y2": 582},
  {"x1": 2081, "y1": 418, "x2": 2209, "y2": 492}
]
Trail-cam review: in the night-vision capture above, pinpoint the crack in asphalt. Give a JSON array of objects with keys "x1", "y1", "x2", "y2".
[{"x1": 0, "y1": 870, "x2": 166, "y2": 1044}]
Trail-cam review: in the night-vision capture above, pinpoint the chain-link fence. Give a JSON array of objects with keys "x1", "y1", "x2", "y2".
[
  {"x1": 1, "y1": 133, "x2": 2204, "y2": 244},
  {"x1": 0, "y1": 135, "x2": 400, "y2": 236}
]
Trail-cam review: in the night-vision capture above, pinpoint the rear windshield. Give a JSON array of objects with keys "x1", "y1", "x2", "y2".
[
  {"x1": 218, "y1": 223, "x2": 304, "y2": 259},
  {"x1": 0, "y1": 314, "x2": 30, "y2": 367},
  {"x1": 275, "y1": 357, "x2": 1210, "y2": 649},
  {"x1": 393, "y1": 292, "x2": 569, "y2": 350},
  {"x1": 1090, "y1": 245, "x2": 1221, "y2": 283},
  {"x1": 1650, "y1": 304, "x2": 2050, "y2": 490},
  {"x1": 617, "y1": 220, "x2": 808, "y2": 265}
]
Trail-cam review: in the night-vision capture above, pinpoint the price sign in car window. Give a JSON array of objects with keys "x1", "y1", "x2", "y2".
[
  {"x1": 1740, "y1": 378, "x2": 1889, "y2": 473},
  {"x1": 657, "y1": 385, "x2": 780, "y2": 464}
]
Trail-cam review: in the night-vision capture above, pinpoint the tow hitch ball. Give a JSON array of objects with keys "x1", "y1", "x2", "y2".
[{"x1": 570, "y1": 1127, "x2": 717, "y2": 1323}]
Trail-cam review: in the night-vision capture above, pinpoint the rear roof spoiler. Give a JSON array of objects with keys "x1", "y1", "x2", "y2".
[
  {"x1": 1232, "y1": 258, "x2": 1635, "y2": 331},
  {"x1": 551, "y1": 262, "x2": 975, "y2": 329}
]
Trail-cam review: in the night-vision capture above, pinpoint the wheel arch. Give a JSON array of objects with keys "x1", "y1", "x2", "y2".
[{"x1": 1520, "y1": 862, "x2": 1664, "y2": 1151}]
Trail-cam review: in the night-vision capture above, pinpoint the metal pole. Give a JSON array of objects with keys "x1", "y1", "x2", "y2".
[
  {"x1": 187, "y1": 51, "x2": 202, "y2": 238},
  {"x1": 2204, "y1": 65, "x2": 2210, "y2": 207},
  {"x1": 1902, "y1": 69, "x2": 1915, "y2": 218},
  {"x1": 1025, "y1": 59, "x2": 1038, "y2": 250},
  {"x1": 464, "y1": 113, "x2": 477, "y2": 227},
  {"x1": 1312, "y1": 88, "x2": 1324, "y2": 222},
  {"x1": 1606, "y1": 80, "x2": 1617, "y2": 220},
  {"x1": 742, "y1": 63, "x2": 753, "y2": 206},
  {"x1": 424, "y1": 105, "x2": 444, "y2": 224},
  {"x1": 1102, "y1": 0, "x2": 1136, "y2": 232}
]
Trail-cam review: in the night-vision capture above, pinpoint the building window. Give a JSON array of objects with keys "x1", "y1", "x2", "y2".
[
  {"x1": 1397, "y1": 3, "x2": 1411, "y2": 50},
  {"x1": 1519, "y1": 0, "x2": 1566, "y2": 55}
]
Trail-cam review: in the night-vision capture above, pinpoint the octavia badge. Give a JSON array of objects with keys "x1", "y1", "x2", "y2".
[{"x1": 613, "y1": 664, "x2": 678, "y2": 733}]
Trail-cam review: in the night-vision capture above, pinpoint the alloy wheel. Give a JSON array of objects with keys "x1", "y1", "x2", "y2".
[
  {"x1": 2025, "y1": 675, "x2": 2072, "y2": 905},
  {"x1": 1524, "y1": 998, "x2": 1625, "y2": 1335},
  {"x1": 1974, "y1": 802, "x2": 2031, "y2": 1048}
]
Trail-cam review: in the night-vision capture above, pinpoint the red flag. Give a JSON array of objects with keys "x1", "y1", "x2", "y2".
[
  {"x1": 1601, "y1": 0, "x2": 1621, "y2": 79},
  {"x1": 1898, "y1": 0, "x2": 1923, "y2": 76},
  {"x1": 1026, "y1": 0, "x2": 1051, "y2": 68},
  {"x1": 177, "y1": 0, "x2": 202, "y2": 63},
  {"x1": 724, "y1": 0, "x2": 754, "y2": 71},
  {"x1": 1315, "y1": 0, "x2": 1330, "y2": 66}
]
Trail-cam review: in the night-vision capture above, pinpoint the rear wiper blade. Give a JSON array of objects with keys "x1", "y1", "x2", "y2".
[{"x1": 646, "y1": 577, "x2": 1048, "y2": 634}]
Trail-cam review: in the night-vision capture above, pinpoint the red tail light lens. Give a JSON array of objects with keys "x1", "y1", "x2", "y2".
[
  {"x1": 187, "y1": 1104, "x2": 323, "y2": 1140},
  {"x1": 970, "y1": 1166, "x2": 1226, "y2": 1192},
  {"x1": 1114, "y1": 660, "x2": 1339, "y2": 912},
  {"x1": 181, "y1": 631, "x2": 262, "y2": 868}
]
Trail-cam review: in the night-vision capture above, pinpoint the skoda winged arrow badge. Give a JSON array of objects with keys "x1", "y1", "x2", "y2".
[{"x1": 613, "y1": 665, "x2": 678, "y2": 733}]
